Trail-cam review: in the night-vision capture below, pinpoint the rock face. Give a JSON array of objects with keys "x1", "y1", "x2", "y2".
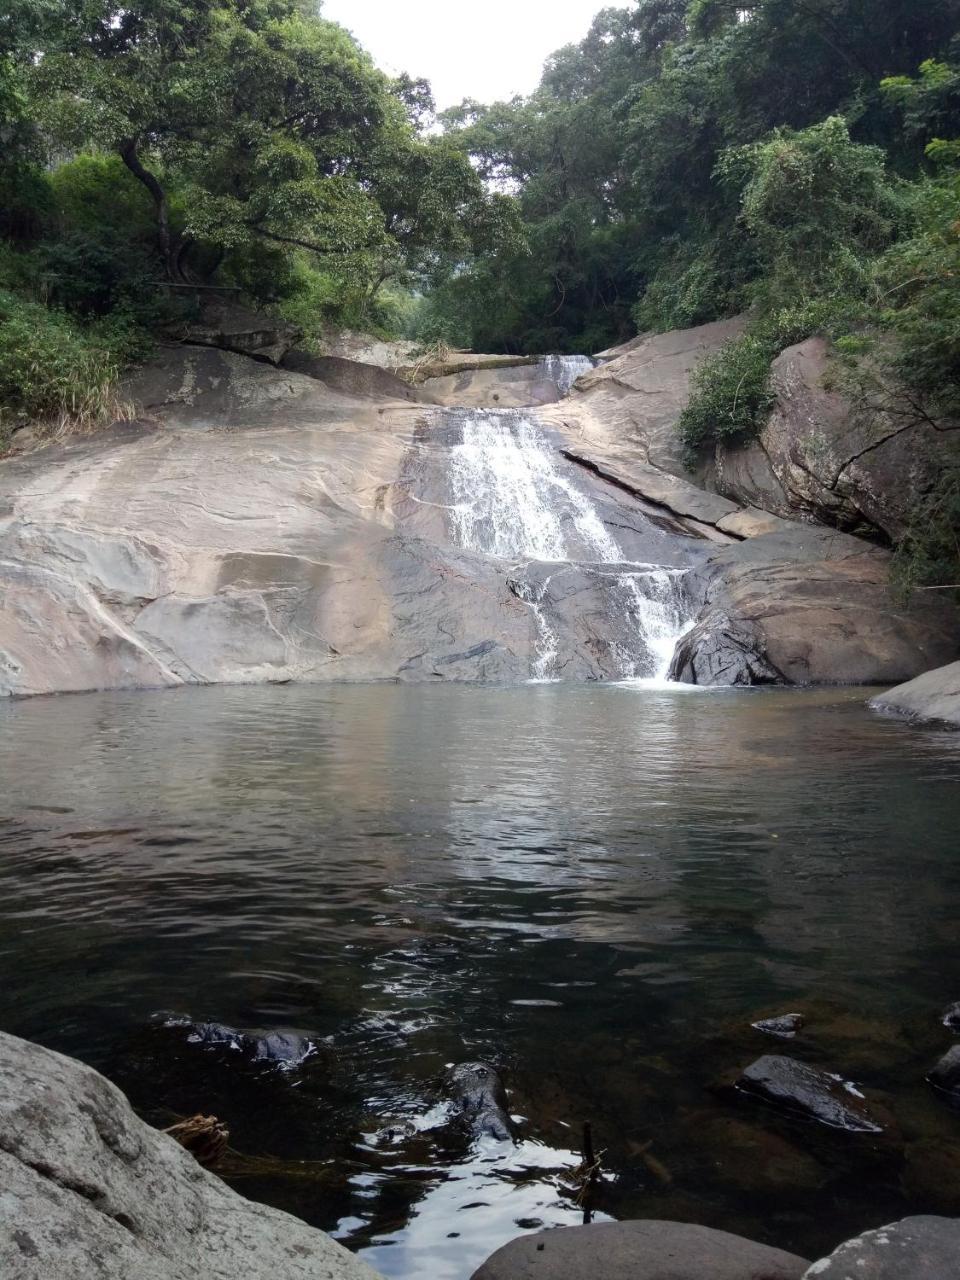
[
  {"x1": 670, "y1": 528, "x2": 957, "y2": 687},
  {"x1": 802, "y1": 1217, "x2": 960, "y2": 1279},
  {"x1": 563, "y1": 316, "x2": 749, "y2": 476},
  {"x1": 736, "y1": 1056, "x2": 882, "y2": 1133},
  {"x1": 470, "y1": 1220, "x2": 811, "y2": 1280},
  {"x1": 870, "y1": 661, "x2": 960, "y2": 727},
  {"x1": 0, "y1": 1030, "x2": 383, "y2": 1280},
  {"x1": 2, "y1": 325, "x2": 956, "y2": 697},
  {"x1": 173, "y1": 299, "x2": 301, "y2": 366},
  {"x1": 709, "y1": 338, "x2": 959, "y2": 543}
]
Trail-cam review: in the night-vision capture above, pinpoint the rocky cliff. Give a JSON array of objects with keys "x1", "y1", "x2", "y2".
[{"x1": 0, "y1": 318, "x2": 955, "y2": 697}]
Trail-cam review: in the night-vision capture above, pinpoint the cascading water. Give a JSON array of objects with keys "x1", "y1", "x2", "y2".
[
  {"x1": 540, "y1": 354, "x2": 596, "y2": 396},
  {"x1": 447, "y1": 408, "x2": 692, "y2": 682}
]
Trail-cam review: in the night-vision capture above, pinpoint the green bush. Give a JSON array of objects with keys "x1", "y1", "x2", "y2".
[
  {"x1": 892, "y1": 464, "x2": 960, "y2": 602},
  {"x1": 0, "y1": 291, "x2": 128, "y2": 445}
]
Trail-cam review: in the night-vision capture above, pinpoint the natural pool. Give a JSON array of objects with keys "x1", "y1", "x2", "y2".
[{"x1": 1, "y1": 683, "x2": 958, "y2": 1278}]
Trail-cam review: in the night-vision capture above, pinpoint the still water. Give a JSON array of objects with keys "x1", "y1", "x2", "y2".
[{"x1": 1, "y1": 683, "x2": 959, "y2": 1276}]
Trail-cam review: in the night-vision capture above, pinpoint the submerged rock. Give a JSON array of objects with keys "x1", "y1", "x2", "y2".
[
  {"x1": 926, "y1": 1044, "x2": 960, "y2": 1105},
  {"x1": 446, "y1": 1062, "x2": 514, "y2": 1141},
  {"x1": 0, "y1": 1029, "x2": 383, "y2": 1280},
  {"x1": 470, "y1": 1220, "x2": 810, "y2": 1280},
  {"x1": 162, "y1": 1015, "x2": 317, "y2": 1071},
  {"x1": 736, "y1": 1055, "x2": 883, "y2": 1133},
  {"x1": 752, "y1": 1014, "x2": 804, "y2": 1040},
  {"x1": 802, "y1": 1216, "x2": 960, "y2": 1279},
  {"x1": 943, "y1": 1002, "x2": 960, "y2": 1032}
]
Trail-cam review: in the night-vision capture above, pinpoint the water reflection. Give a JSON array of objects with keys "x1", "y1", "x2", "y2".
[{"x1": 1, "y1": 684, "x2": 959, "y2": 1276}]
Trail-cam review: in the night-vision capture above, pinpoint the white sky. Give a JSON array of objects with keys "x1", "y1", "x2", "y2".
[{"x1": 321, "y1": 0, "x2": 630, "y2": 109}]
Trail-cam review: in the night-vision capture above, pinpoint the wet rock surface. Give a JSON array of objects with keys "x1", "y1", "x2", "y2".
[
  {"x1": 801, "y1": 1216, "x2": 960, "y2": 1279},
  {"x1": 926, "y1": 1045, "x2": 960, "y2": 1104},
  {"x1": 446, "y1": 1062, "x2": 514, "y2": 1141},
  {"x1": 736, "y1": 1056, "x2": 883, "y2": 1133},
  {"x1": 870, "y1": 661, "x2": 960, "y2": 728},
  {"x1": 752, "y1": 1014, "x2": 804, "y2": 1040},
  {"x1": 943, "y1": 1002, "x2": 960, "y2": 1032},
  {"x1": 162, "y1": 1017, "x2": 318, "y2": 1071},
  {"x1": 0, "y1": 1030, "x2": 384, "y2": 1280},
  {"x1": 470, "y1": 1220, "x2": 811, "y2": 1280}
]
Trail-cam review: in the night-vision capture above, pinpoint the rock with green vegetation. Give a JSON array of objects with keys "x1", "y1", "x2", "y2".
[{"x1": 0, "y1": 1030, "x2": 385, "y2": 1280}]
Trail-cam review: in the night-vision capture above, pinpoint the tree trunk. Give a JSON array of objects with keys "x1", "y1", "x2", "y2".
[{"x1": 119, "y1": 138, "x2": 176, "y2": 280}]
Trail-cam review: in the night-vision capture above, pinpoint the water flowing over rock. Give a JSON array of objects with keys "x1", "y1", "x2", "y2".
[{"x1": 1, "y1": 325, "x2": 955, "y2": 697}]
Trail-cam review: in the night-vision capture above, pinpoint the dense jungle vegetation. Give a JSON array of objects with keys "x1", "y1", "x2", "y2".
[{"x1": 1, "y1": 0, "x2": 958, "y2": 586}]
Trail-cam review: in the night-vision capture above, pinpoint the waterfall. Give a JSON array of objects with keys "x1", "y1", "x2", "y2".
[
  {"x1": 541, "y1": 354, "x2": 596, "y2": 396},
  {"x1": 449, "y1": 411, "x2": 620, "y2": 562},
  {"x1": 447, "y1": 409, "x2": 692, "y2": 683}
]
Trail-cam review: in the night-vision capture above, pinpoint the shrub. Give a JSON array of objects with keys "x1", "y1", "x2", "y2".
[
  {"x1": 0, "y1": 292, "x2": 129, "y2": 445},
  {"x1": 892, "y1": 464, "x2": 960, "y2": 602}
]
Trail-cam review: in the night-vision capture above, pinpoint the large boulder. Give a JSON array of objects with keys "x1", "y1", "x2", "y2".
[
  {"x1": 559, "y1": 316, "x2": 749, "y2": 477},
  {"x1": 671, "y1": 528, "x2": 958, "y2": 686},
  {"x1": 470, "y1": 1220, "x2": 810, "y2": 1280},
  {"x1": 0, "y1": 1030, "x2": 383, "y2": 1280},
  {"x1": 173, "y1": 299, "x2": 301, "y2": 366},
  {"x1": 869, "y1": 661, "x2": 960, "y2": 728},
  {"x1": 711, "y1": 338, "x2": 959, "y2": 542},
  {"x1": 802, "y1": 1217, "x2": 960, "y2": 1279}
]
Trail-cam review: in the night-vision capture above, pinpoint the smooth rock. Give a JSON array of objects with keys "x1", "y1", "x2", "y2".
[
  {"x1": 870, "y1": 661, "x2": 960, "y2": 728},
  {"x1": 927, "y1": 1044, "x2": 960, "y2": 1104},
  {"x1": 803, "y1": 1216, "x2": 960, "y2": 1279},
  {"x1": 752, "y1": 1014, "x2": 805, "y2": 1040},
  {"x1": 163, "y1": 1016, "x2": 317, "y2": 1070},
  {"x1": 672, "y1": 528, "x2": 957, "y2": 687},
  {"x1": 562, "y1": 447, "x2": 741, "y2": 527},
  {"x1": 0, "y1": 1030, "x2": 384, "y2": 1280},
  {"x1": 174, "y1": 299, "x2": 301, "y2": 366},
  {"x1": 716, "y1": 507, "x2": 793, "y2": 539},
  {"x1": 447, "y1": 1062, "x2": 514, "y2": 1141},
  {"x1": 736, "y1": 1055, "x2": 883, "y2": 1132},
  {"x1": 470, "y1": 1220, "x2": 810, "y2": 1280},
  {"x1": 710, "y1": 337, "x2": 959, "y2": 543}
]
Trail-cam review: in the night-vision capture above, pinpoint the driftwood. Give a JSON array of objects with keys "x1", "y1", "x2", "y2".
[{"x1": 163, "y1": 1114, "x2": 229, "y2": 1168}]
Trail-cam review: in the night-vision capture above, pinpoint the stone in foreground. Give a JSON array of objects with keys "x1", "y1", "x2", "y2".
[
  {"x1": 927, "y1": 1044, "x2": 960, "y2": 1105},
  {"x1": 0, "y1": 1030, "x2": 383, "y2": 1280},
  {"x1": 752, "y1": 1013, "x2": 804, "y2": 1040},
  {"x1": 802, "y1": 1216, "x2": 960, "y2": 1279},
  {"x1": 736, "y1": 1056, "x2": 882, "y2": 1132},
  {"x1": 470, "y1": 1220, "x2": 810, "y2": 1280},
  {"x1": 870, "y1": 661, "x2": 960, "y2": 728}
]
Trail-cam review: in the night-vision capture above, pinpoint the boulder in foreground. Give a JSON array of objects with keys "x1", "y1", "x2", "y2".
[
  {"x1": 470, "y1": 1220, "x2": 810, "y2": 1280},
  {"x1": 802, "y1": 1216, "x2": 960, "y2": 1279},
  {"x1": 870, "y1": 661, "x2": 960, "y2": 728},
  {"x1": 0, "y1": 1030, "x2": 383, "y2": 1280}
]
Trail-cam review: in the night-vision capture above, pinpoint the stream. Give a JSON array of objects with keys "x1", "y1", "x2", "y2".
[{"x1": 1, "y1": 683, "x2": 959, "y2": 1278}]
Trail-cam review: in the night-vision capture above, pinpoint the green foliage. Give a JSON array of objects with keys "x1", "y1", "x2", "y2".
[
  {"x1": 677, "y1": 332, "x2": 777, "y2": 461},
  {"x1": 677, "y1": 300, "x2": 861, "y2": 461},
  {"x1": 892, "y1": 465, "x2": 960, "y2": 602},
  {"x1": 0, "y1": 292, "x2": 128, "y2": 445},
  {"x1": 718, "y1": 117, "x2": 902, "y2": 308}
]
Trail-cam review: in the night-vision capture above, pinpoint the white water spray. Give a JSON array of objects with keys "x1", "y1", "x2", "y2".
[
  {"x1": 540, "y1": 354, "x2": 596, "y2": 396},
  {"x1": 447, "y1": 408, "x2": 692, "y2": 682}
]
